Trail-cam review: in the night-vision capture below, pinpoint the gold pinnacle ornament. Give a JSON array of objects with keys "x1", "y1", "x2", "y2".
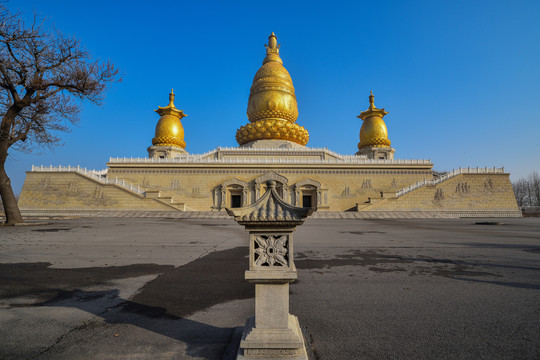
[
  {"x1": 357, "y1": 91, "x2": 391, "y2": 149},
  {"x1": 152, "y1": 89, "x2": 187, "y2": 149},
  {"x1": 236, "y1": 33, "x2": 309, "y2": 146}
]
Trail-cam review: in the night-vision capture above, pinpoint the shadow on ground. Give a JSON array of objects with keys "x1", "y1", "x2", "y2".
[
  {"x1": 35, "y1": 289, "x2": 242, "y2": 360},
  {"x1": 0, "y1": 247, "x2": 254, "y2": 359}
]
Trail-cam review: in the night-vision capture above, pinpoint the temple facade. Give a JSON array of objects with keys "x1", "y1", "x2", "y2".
[{"x1": 18, "y1": 34, "x2": 520, "y2": 218}]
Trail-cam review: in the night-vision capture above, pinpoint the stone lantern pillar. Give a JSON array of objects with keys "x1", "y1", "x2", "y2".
[{"x1": 226, "y1": 180, "x2": 313, "y2": 360}]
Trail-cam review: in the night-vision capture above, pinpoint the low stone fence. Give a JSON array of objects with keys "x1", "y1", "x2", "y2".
[{"x1": 15, "y1": 209, "x2": 523, "y2": 220}]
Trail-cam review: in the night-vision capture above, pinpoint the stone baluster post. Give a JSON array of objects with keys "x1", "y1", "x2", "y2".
[{"x1": 227, "y1": 180, "x2": 313, "y2": 360}]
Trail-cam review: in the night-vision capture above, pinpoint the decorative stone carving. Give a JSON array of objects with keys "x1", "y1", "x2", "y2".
[
  {"x1": 170, "y1": 179, "x2": 180, "y2": 189},
  {"x1": 253, "y1": 235, "x2": 289, "y2": 267},
  {"x1": 434, "y1": 188, "x2": 445, "y2": 203},
  {"x1": 456, "y1": 182, "x2": 470, "y2": 193},
  {"x1": 295, "y1": 178, "x2": 321, "y2": 189},
  {"x1": 223, "y1": 178, "x2": 249, "y2": 188},
  {"x1": 67, "y1": 181, "x2": 80, "y2": 194},
  {"x1": 39, "y1": 178, "x2": 52, "y2": 190}
]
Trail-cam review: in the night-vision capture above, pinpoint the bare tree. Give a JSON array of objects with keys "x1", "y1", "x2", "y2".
[
  {"x1": 512, "y1": 178, "x2": 528, "y2": 207},
  {"x1": 512, "y1": 171, "x2": 540, "y2": 207},
  {"x1": 0, "y1": 6, "x2": 119, "y2": 224},
  {"x1": 528, "y1": 172, "x2": 540, "y2": 206}
]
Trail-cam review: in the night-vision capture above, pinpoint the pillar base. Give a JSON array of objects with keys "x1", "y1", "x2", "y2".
[
  {"x1": 147, "y1": 145, "x2": 187, "y2": 159},
  {"x1": 356, "y1": 146, "x2": 395, "y2": 160},
  {"x1": 236, "y1": 315, "x2": 308, "y2": 359}
]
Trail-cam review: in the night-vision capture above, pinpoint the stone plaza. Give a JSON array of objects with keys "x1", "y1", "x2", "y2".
[{"x1": 1, "y1": 216, "x2": 539, "y2": 359}]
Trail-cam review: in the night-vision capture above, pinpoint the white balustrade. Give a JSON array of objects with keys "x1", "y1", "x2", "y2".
[
  {"x1": 106, "y1": 147, "x2": 434, "y2": 165},
  {"x1": 395, "y1": 166, "x2": 504, "y2": 197},
  {"x1": 28, "y1": 164, "x2": 145, "y2": 195}
]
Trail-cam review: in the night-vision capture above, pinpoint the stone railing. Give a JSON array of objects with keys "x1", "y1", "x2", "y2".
[
  {"x1": 108, "y1": 154, "x2": 432, "y2": 165},
  {"x1": 215, "y1": 145, "x2": 334, "y2": 153},
  {"x1": 31, "y1": 164, "x2": 108, "y2": 176},
  {"x1": 30, "y1": 165, "x2": 145, "y2": 195},
  {"x1": 396, "y1": 167, "x2": 505, "y2": 197},
  {"x1": 215, "y1": 146, "x2": 372, "y2": 160}
]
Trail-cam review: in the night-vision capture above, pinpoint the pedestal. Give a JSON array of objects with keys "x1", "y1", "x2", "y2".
[
  {"x1": 237, "y1": 280, "x2": 307, "y2": 359},
  {"x1": 237, "y1": 314, "x2": 308, "y2": 359}
]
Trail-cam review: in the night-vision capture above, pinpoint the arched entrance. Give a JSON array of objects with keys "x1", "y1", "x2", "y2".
[
  {"x1": 295, "y1": 179, "x2": 322, "y2": 209},
  {"x1": 220, "y1": 178, "x2": 248, "y2": 209}
]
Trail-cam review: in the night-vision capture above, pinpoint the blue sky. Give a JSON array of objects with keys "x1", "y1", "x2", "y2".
[{"x1": 6, "y1": 0, "x2": 540, "y2": 195}]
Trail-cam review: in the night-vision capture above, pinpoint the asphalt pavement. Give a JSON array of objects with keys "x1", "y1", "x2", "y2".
[{"x1": 0, "y1": 217, "x2": 539, "y2": 359}]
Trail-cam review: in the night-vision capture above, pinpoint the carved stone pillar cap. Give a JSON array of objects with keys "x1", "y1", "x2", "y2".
[{"x1": 226, "y1": 180, "x2": 313, "y2": 228}]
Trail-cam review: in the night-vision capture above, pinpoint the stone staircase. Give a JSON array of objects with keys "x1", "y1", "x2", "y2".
[{"x1": 144, "y1": 190, "x2": 187, "y2": 211}]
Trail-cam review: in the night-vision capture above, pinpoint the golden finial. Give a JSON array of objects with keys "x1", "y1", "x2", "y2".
[
  {"x1": 263, "y1": 32, "x2": 282, "y2": 64},
  {"x1": 155, "y1": 90, "x2": 186, "y2": 119},
  {"x1": 169, "y1": 89, "x2": 175, "y2": 106},
  {"x1": 358, "y1": 91, "x2": 386, "y2": 120},
  {"x1": 265, "y1": 32, "x2": 280, "y2": 54}
]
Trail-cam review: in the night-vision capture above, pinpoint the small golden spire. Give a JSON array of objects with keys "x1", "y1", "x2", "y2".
[
  {"x1": 155, "y1": 90, "x2": 186, "y2": 119},
  {"x1": 358, "y1": 91, "x2": 387, "y2": 120},
  {"x1": 263, "y1": 32, "x2": 282, "y2": 64},
  {"x1": 168, "y1": 89, "x2": 175, "y2": 106},
  {"x1": 265, "y1": 32, "x2": 279, "y2": 54}
]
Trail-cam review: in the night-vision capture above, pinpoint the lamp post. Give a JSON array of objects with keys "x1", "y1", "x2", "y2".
[{"x1": 227, "y1": 180, "x2": 313, "y2": 359}]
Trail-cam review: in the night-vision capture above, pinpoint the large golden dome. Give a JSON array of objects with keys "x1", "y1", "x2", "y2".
[
  {"x1": 152, "y1": 90, "x2": 187, "y2": 149},
  {"x1": 357, "y1": 91, "x2": 391, "y2": 149},
  {"x1": 236, "y1": 33, "x2": 309, "y2": 146}
]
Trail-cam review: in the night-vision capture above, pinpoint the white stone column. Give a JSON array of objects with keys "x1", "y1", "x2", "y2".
[
  {"x1": 243, "y1": 188, "x2": 249, "y2": 206},
  {"x1": 221, "y1": 186, "x2": 227, "y2": 209}
]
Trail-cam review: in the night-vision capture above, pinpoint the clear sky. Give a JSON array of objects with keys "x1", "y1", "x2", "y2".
[{"x1": 6, "y1": 0, "x2": 540, "y2": 195}]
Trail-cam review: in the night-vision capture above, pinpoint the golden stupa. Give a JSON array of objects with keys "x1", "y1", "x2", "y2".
[
  {"x1": 357, "y1": 91, "x2": 391, "y2": 149},
  {"x1": 152, "y1": 89, "x2": 187, "y2": 149},
  {"x1": 236, "y1": 33, "x2": 309, "y2": 146}
]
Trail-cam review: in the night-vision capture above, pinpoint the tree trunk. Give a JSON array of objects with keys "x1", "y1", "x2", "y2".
[{"x1": 0, "y1": 148, "x2": 23, "y2": 224}]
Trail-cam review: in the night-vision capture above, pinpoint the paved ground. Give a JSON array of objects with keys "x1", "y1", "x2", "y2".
[{"x1": 0, "y1": 217, "x2": 539, "y2": 359}]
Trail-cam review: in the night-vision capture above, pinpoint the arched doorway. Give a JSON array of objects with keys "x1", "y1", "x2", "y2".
[
  {"x1": 295, "y1": 179, "x2": 322, "y2": 209},
  {"x1": 220, "y1": 178, "x2": 248, "y2": 209}
]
